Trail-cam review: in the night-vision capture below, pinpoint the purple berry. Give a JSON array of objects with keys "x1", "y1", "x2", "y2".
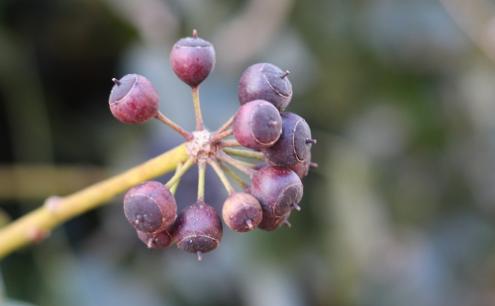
[
  {"x1": 238, "y1": 63, "x2": 292, "y2": 111},
  {"x1": 258, "y1": 210, "x2": 291, "y2": 231},
  {"x1": 264, "y1": 112, "x2": 314, "y2": 167},
  {"x1": 123, "y1": 181, "x2": 177, "y2": 234},
  {"x1": 137, "y1": 230, "x2": 172, "y2": 249},
  {"x1": 170, "y1": 30, "x2": 215, "y2": 87},
  {"x1": 222, "y1": 192, "x2": 262, "y2": 232},
  {"x1": 289, "y1": 151, "x2": 312, "y2": 178},
  {"x1": 109, "y1": 74, "x2": 159, "y2": 124},
  {"x1": 172, "y1": 201, "x2": 223, "y2": 256},
  {"x1": 233, "y1": 100, "x2": 282, "y2": 150},
  {"x1": 250, "y1": 166, "x2": 303, "y2": 223}
]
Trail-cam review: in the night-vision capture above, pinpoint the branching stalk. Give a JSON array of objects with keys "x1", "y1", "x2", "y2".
[
  {"x1": 208, "y1": 160, "x2": 235, "y2": 195},
  {"x1": 155, "y1": 112, "x2": 192, "y2": 140},
  {"x1": 223, "y1": 148, "x2": 265, "y2": 160},
  {"x1": 0, "y1": 144, "x2": 189, "y2": 259},
  {"x1": 197, "y1": 160, "x2": 206, "y2": 201},
  {"x1": 192, "y1": 86, "x2": 204, "y2": 130}
]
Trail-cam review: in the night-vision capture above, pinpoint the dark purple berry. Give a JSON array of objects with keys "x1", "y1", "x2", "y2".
[
  {"x1": 265, "y1": 112, "x2": 314, "y2": 167},
  {"x1": 137, "y1": 230, "x2": 172, "y2": 249},
  {"x1": 109, "y1": 74, "x2": 159, "y2": 124},
  {"x1": 170, "y1": 30, "x2": 215, "y2": 87},
  {"x1": 172, "y1": 201, "x2": 223, "y2": 257},
  {"x1": 289, "y1": 151, "x2": 312, "y2": 178},
  {"x1": 250, "y1": 166, "x2": 303, "y2": 221},
  {"x1": 123, "y1": 181, "x2": 177, "y2": 234},
  {"x1": 222, "y1": 192, "x2": 262, "y2": 232},
  {"x1": 258, "y1": 210, "x2": 291, "y2": 231},
  {"x1": 238, "y1": 63, "x2": 293, "y2": 111},
  {"x1": 233, "y1": 100, "x2": 282, "y2": 150}
]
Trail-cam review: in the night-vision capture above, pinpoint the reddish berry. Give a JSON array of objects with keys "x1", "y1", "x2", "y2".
[
  {"x1": 258, "y1": 210, "x2": 291, "y2": 231},
  {"x1": 109, "y1": 74, "x2": 159, "y2": 124},
  {"x1": 289, "y1": 151, "x2": 312, "y2": 178},
  {"x1": 137, "y1": 230, "x2": 172, "y2": 249},
  {"x1": 238, "y1": 63, "x2": 292, "y2": 111},
  {"x1": 123, "y1": 181, "x2": 177, "y2": 234},
  {"x1": 170, "y1": 30, "x2": 215, "y2": 87},
  {"x1": 172, "y1": 201, "x2": 223, "y2": 257},
  {"x1": 265, "y1": 112, "x2": 314, "y2": 167},
  {"x1": 222, "y1": 192, "x2": 262, "y2": 232},
  {"x1": 250, "y1": 166, "x2": 303, "y2": 219},
  {"x1": 233, "y1": 100, "x2": 282, "y2": 150}
]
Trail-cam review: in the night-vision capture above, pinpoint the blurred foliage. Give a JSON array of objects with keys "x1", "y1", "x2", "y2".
[{"x1": 1, "y1": 0, "x2": 495, "y2": 306}]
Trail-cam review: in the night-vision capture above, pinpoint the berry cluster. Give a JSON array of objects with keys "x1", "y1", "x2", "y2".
[{"x1": 108, "y1": 30, "x2": 316, "y2": 260}]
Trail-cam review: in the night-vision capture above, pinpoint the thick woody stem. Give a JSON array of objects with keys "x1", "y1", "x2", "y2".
[
  {"x1": 0, "y1": 144, "x2": 189, "y2": 259},
  {"x1": 155, "y1": 112, "x2": 192, "y2": 140}
]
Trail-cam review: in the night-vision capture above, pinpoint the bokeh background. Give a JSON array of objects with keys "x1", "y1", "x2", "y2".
[{"x1": 1, "y1": 0, "x2": 495, "y2": 305}]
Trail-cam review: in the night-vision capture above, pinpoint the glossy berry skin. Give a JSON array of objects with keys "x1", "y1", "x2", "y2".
[
  {"x1": 233, "y1": 100, "x2": 282, "y2": 150},
  {"x1": 123, "y1": 181, "x2": 177, "y2": 234},
  {"x1": 258, "y1": 210, "x2": 291, "y2": 231},
  {"x1": 265, "y1": 112, "x2": 313, "y2": 167},
  {"x1": 170, "y1": 34, "x2": 215, "y2": 87},
  {"x1": 137, "y1": 230, "x2": 172, "y2": 249},
  {"x1": 109, "y1": 74, "x2": 159, "y2": 124},
  {"x1": 250, "y1": 166, "x2": 303, "y2": 223},
  {"x1": 222, "y1": 192, "x2": 262, "y2": 232},
  {"x1": 172, "y1": 201, "x2": 223, "y2": 254},
  {"x1": 290, "y1": 151, "x2": 312, "y2": 178},
  {"x1": 238, "y1": 63, "x2": 292, "y2": 111}
]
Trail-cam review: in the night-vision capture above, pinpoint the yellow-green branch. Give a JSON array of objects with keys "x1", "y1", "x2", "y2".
[{"x1": 0, "y1": 144, "x2": 189, "y2": 259}]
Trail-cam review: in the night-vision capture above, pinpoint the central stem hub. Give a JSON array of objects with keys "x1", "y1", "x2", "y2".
[{"x1": 186, "y1": 130, "x2": 216, "y2": 160}]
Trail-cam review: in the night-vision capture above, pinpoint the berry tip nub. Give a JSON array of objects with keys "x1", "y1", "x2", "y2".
[
  {"x1": 197, "y1": 251, "x2": 203, "y2": 261},
  {"x1": 281, "y1": 70, "x2": 290, "y2": 79},
  {"x1": 192, "y1": 29, "x2": 198, "y2": 38},
  {"x1": 111, "y1": 78, "x2": 120, "y2": 85}
]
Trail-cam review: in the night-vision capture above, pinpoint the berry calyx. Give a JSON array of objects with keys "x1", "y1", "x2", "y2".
[
  {"x1": 123, "y1": 181, "x2": 177, "y2": 234},
  {"x1": 238, "y1": 63, "x2": 293, "y2": 111},
  {"x1": 170, "y1": 30, "x2": 216, "y2": 87},
  {"x1": 264, "y1": 112, "x2": 314, "y2": 167},
  {"x1": 137, "y1": 230, "x2": 172, "y2": 249},
  {"x1": 250, "y1": 166, "x2": 303, "y2": 220},
  {"x1": 172, "y1": 201, "x2": 223, "y2": 258},
  {"x1": 233, "y1": 100, "x2": 282, "y2": 150},
  {"x1": 109, "y1": 74, "x2": 159, "y2": 124},
  {"x1": 222, "y1": 192, "x2": 262, "y2": 232}
]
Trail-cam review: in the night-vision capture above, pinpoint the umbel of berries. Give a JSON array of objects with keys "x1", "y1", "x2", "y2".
[{"x1": 108, "y1": 29, "x2": 315, "y2": 260}]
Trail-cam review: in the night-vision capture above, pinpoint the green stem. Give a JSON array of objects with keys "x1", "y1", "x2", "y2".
[
  {"x1": 197, "y1": 160, "x2": 206, "y2": 201},
  {"x1": 223, "y1": 148, "x2": 265, "y2": 160},
  {"x1": 192, "y1": 86, "x2": 204, "y2": 130},
  {"x1": 165, "y1": 158, "x2": 194, "y2": 189},
  {"x1": 208, "y1": 160, "x2": 235, "y2": 195},
  {"x1": 220, "y1": 162, "x2": 248, "y2": 189}
]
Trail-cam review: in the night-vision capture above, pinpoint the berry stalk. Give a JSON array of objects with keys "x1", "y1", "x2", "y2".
[
  {"x1": 165, "y1": 158, "x2": 194, "y2": 189},
  {"x1": 0, "y1": 144, "x2": 189, "y2": 259},
  {"x1": 192, "y1": 86, "x2": 204, "y2": 130},
  {"x1": 155, "y1": 112, "x2": 192, "y2": 140},
  {"x1": 223, "y1": 148, "x2": 265, "y2": 160},
  {"x1": 220, "y1": 163, "x2": 248, "y2": 189},
  {"x1": 208, "y1": 160, "x2": 235, "y2": 195},
  {"x1": 197, "y1": 160, "x2": 206, "y2": 201}
]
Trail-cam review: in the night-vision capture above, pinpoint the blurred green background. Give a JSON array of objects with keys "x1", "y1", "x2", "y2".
[{"x1": 1, "y1": 0, "x2": 495, "y2": 305}]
